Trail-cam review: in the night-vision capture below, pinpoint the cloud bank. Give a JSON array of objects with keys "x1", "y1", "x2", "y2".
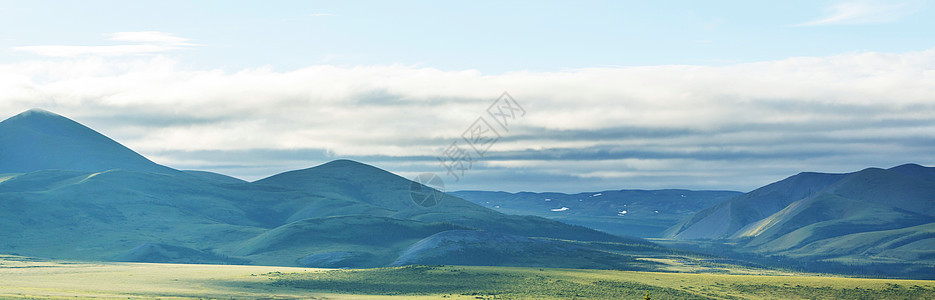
[{"x1": 2, "y1": 46, "x2": 935, "y2": 192}]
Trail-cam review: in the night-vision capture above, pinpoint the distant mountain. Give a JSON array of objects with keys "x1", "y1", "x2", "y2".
[
  {"x1": 0, "y1": 109, "x2": 667, "y2": 270},
  {"x1": 0, "y1": 109, "x2": 175, "y2": 174},
  {"x1": 451, "y1": 190, "x2": 740, "y2": 238},
  {"x1": 666, "y1": 164, "x2": 935, "y2": 276}
]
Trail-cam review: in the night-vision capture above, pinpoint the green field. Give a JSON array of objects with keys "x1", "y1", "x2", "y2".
[{"x1": 1, "y1": 255, "x2": 934, "y2": 299}]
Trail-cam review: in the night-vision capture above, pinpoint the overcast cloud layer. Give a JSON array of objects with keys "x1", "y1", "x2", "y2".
[{"x1": 2, "y1": 44, "x2": 935, "y2": 192}]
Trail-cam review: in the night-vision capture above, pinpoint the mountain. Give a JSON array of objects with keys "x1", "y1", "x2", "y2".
[
  {"x1": 451, "y1": 190, "x2": 740, "y2": 238},
  {"x1": 666, "y1": 164, "x2": 935, "y2": 276},
  {"x1": 0, "y1": 109, "x2": 669, "y2": 270},
  {"x1": 666, "y1": 172, "x2": 846, "y2": 240},
  {"x1": 0, "y1": 109, "x2": 175, "y2": 174},
  {"x1": 254, "y1": 160, "x2": 631, "y2": 242}
]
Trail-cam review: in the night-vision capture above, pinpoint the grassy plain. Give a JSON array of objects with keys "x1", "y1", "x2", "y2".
[{"x1": 2, "y1": 255, "x2": 934, "y2": 299}]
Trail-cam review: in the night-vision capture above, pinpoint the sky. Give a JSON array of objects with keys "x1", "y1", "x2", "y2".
[{"x1": 1, "y1": 0, "x2": 934, "y2": 192}]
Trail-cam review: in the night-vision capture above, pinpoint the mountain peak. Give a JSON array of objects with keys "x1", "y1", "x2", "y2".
[
  {"x1": 5, "y1": 108, "x2": 68, "y2": 122},
  {"x1": 0, "y1": 109, "x2": 175, "y2": 174},
  {"x1": 10, "y1": 108, "x2": 61, "y2": 118},
  {"x1": 887, "y1": 163, "x2": 935, "y2": 183},
  {"x1": 890, "y1": 163, "x2": 929, "y2": 171},
  {"x1": 255, "y1": 159, "x2": 403, "y2": 186},
  {"x1": 2, "y1": 109, "x2": 91, "y2": 137},
  {"x1": 317, "y1": 159, "x2": 380, "y2": 170}
]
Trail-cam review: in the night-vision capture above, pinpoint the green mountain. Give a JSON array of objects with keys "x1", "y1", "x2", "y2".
[
  {"x1": 0, "y1": 109, "x2": 664, "y2": 269},
  {"x1": 666, "y1": 172, "x2": 846, "y2": 240},
  {"x1": 256, "y1": 160, "x2": 628, "y2": 241},
  {"x1": 451, "y1": 190, "x2": 740, "y2": 238},
  {"x1": 666, "y1": 165, "x2": 935, "y2": 276},
  {"x1": 0, "y1": 109, "x2": 175, "y2": 174}
]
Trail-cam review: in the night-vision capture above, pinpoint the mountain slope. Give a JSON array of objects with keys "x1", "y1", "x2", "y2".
[
  {"x1": 224, "y1": 215, "x2": 469, "y2": 267},
  {"x1": 392, "y1": 230, "x2": 655, "y2": 270},
  {"x1": 0, "y1": 109, "x2": 175, "y2": 174},
  {"x1": 666, "y1": 164, "x2": 935, "y2": 276},
  {"x1": 0, "y1": 169, "x2": 270, "y2": 260},
  {"x1": 667, "y1": 172, "x2": 846, "y2": 240}
]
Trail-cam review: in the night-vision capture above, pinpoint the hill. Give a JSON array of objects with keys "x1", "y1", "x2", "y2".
[
  {"x1": 666, "y1": 164, "x2": 935, "y2": 277},
  {"x1": 0, "y1": 109, "x2": 668, "y2": 270},
  {"x1": 256, "y1": 160, "x2": 631, "y2": 241}
]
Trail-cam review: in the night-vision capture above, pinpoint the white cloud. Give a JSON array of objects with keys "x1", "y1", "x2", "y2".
[
  {"x1": 12, "y1": 31, "x2": 193, "y2": 57},
  {"x1": 795, "y1": 0, "x2": 924, "y2": 26},
  {"x1": 1, "y1": 47, "x2": 935, "y2": 190},
  {"x1": 108, "y1": 31, "x2": 192, "y2": 44}
]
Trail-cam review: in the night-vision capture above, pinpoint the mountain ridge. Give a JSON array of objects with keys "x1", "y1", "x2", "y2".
[{"x1": 0, "y1": 109, "x2": 658, "y2": 270}]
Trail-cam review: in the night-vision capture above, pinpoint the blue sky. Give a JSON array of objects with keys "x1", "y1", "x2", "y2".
[
  {"x1": 1, "y1": 0, "x2": 935, "y2": 192},
  {"x1": 4, "y1": 1, "x2": 933, "y2": 71}
]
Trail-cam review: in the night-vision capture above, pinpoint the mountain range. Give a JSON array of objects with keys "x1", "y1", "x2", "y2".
[
  {"x1": 0, "y1": 109, "x2": 661, "y2": 269},
  {"x1": 2, "y1": 108, "x2": 933, "y2": 278}
]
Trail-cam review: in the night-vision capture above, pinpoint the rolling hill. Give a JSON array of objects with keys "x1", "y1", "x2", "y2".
[
  {"x1": 0, "y1": 109, "x2": 666, "y2": 270},
  {"x1": 666, "y1": 164, "x2": 935, "y2": 276}
]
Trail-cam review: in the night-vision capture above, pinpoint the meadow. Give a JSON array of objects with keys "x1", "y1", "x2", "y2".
[{"x1": 2, "y1": 255, "x2": 935, "y2": 299}]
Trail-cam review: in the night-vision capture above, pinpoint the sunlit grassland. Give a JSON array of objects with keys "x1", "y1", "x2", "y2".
[{"x1": 2, "y1": 255, "x2": 935, "y2": 299}]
